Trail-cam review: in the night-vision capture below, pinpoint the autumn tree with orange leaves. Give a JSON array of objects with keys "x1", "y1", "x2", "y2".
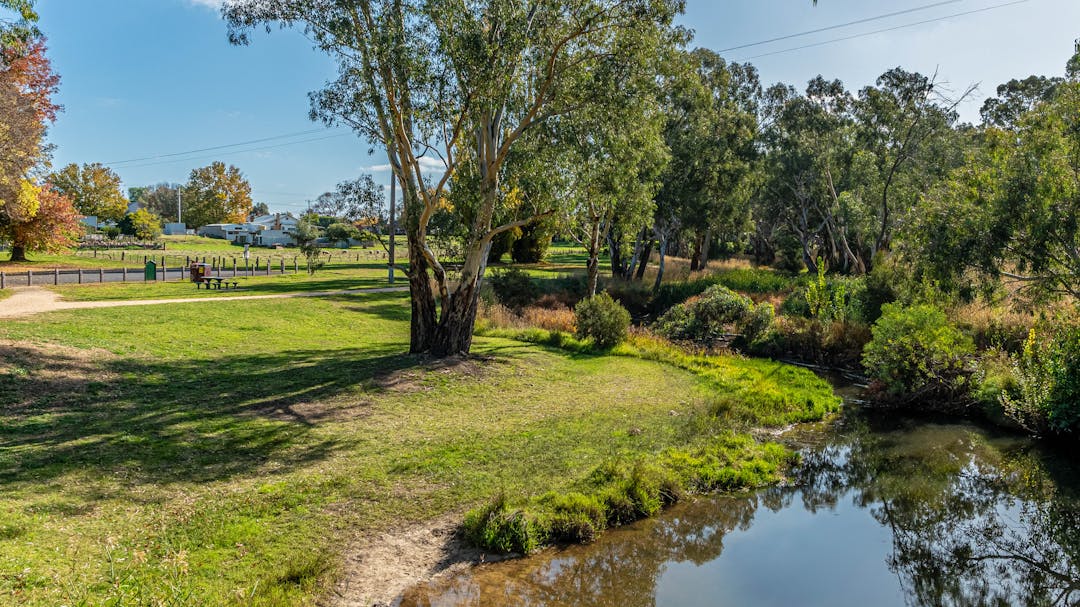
[{"x1": 0, "y1": 36, "x2": 80, "y2": 261}]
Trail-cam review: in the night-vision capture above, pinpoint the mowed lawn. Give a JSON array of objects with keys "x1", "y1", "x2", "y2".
[{"x1": 0, "y1": 291, "x2": 810, "y2": 605}]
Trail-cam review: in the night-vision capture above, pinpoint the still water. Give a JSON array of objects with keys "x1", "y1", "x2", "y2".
[{"x1": 401, "y1": 409, "x2": 1080, "y2": 606}]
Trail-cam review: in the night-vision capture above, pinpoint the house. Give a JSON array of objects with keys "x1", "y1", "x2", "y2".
[
  {"x1": 163, "y1": 223, "x2": 187, "y2": 236},
  {"x1": 196, "y1": 213, "x2": 299, "y2": 247}
]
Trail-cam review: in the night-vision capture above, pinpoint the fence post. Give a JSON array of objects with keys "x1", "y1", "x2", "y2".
[
  {"x1": 121, "y1": 251, "x2": 125, "y2": 261},
  {"x1": 54, "y1": 268, "x2": 59, "y2": 286},
  {"x1": 162, "y1": 262, "x2": 166, "y2": 281},
  {"x1": 279, "y1": 259, "x2": 284, "y2": 274},
  {"x1": 266, "y1": 261, "x2": 270, "y2": 276},
  {"x1": 1, "y1": 272, "x2": 5, "y2": 289},
  {"x1": 123, "y1": 266, "x2": 127, "y2": 282},
  {"x1": 27, "y1": 270, "x2": 32, "y2": 287},
  {"x1": 99, "y1": 268, "x2": 104, "y2": 283},
  {"x1": 294, "y1": 257, "x2": 298, "y2": 273},
  {"x1": 232, "y1": 259, "x2": 237, "y2": 277},
  {"x1": 78, "y1": 269, "x2": 82, "y2": 284}
]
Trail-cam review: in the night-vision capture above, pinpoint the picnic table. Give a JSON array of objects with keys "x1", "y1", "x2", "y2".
[{"x1": 196, "y1": 277, "x2": 238, "y2": 290}]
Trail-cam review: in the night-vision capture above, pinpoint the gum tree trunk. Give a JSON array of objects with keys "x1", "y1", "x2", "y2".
[{"x1": 9, "y1": 245, "x2": 26, "y2": 262}]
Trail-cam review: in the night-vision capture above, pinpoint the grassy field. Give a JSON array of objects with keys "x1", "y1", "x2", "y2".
[
  {"x1": 47, "y1": 265, "x2": 405, "y2": 302},
  {"x1": 0, "y1": 286, "x2": 837, "y2": 605}
]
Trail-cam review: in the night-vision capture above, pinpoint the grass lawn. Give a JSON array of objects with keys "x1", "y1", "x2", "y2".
[
  {"x1": 0, "y1": 289, "x2": 837, "y2": 606},
  {"x1": 47, "y1": 265, "x2": 405, "y2": 302}
]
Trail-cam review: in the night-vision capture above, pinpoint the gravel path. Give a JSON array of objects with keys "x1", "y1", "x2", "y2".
[{"x1": 0, "y1": 286, "x2": 408, "y2": 319}]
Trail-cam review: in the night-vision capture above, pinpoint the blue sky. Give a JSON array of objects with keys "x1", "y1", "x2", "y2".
[{"x1": 35, "y1": 0, "x2": 1080, "y2": 215}]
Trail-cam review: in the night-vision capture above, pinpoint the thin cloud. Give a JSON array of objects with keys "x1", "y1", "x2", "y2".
[
  {"x1": 364, "y1": 156, "x2": 446, "y2": 173},
  {"x1": 185, "y1": 0, "x2": 223, "y2": 9}
]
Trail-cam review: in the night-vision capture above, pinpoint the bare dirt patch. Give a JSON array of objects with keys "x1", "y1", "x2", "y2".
[{"x1": 324, "y1": 514, "x2": 515, "y2": 607}]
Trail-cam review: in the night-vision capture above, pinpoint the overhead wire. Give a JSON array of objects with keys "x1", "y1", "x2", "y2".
[
  {"x1": 717, "y1": 0, "x2": 964, "y2": 53},
  {"x1": 108, "y1": 132, "x2": 352, "y2": 170},
  {"x1": 746, "y1": 0, "x2": 1030, "y2": 60},
  {"x1": 104, "y1": 127, "x2": 345, "y2": 166}
]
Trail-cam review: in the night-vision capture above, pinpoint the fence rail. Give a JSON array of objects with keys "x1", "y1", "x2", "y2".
[{"x1": 0, "y1": 262, "x2": 297, "y2": 289}]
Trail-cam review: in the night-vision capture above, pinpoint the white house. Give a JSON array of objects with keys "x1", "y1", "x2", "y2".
[{"x1": 196, "y1": 213, "x2": 299, "y2": 247}]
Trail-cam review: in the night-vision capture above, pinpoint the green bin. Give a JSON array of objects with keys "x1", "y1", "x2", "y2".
[{"x1": 144, "y1": 260, "x2": 157, "y2": 281}]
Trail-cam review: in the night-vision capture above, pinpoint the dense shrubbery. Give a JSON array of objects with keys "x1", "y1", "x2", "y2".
[
  {"x1": 655, "y1": 285, "x2": 774, "y2": 348},
  {"x1": 511, "y1": 220, "x2": 554, "y2": 263},
  {"x1": 862, "y1": 303, "x2": 975, "y2": 400},
  {"x1": 1002, "y1": 324, "x2": 1080, "y2": 435},
  {"x1": 750, "y1": 316, "x2": 872, "y2": 368},
  {"x1": 651, "y1": 268, "x2": 799, "y2": 315},
  {"x1": 489, "y1": 267, "x2": 540, "y2": 312},
  {"x1": 574, "y1": 293, "x2": 631, "y2": 349}
]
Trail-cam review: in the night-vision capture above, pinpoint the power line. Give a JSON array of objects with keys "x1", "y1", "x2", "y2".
[
  {"x1": 747, "y1": 0, "x2": 1029, "y2": 60},
  {"x1": 109, "y1": 133, "x2": 352, "y2": 170},
  {"x1": 718, "y1": 0, "x2": 964, "y2": 53},
  {"x1": 104, "y1": 127, "x2": 344, "y2": 165}
]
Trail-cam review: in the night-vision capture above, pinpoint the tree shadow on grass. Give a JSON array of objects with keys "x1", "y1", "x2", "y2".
[{"x1": 0, "y1": 341, "x2": 424, "y2": 495}]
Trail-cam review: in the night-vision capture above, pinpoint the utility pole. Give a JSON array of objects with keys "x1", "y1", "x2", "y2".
[
  {"x1": 388, "y1": 174, "x2": 396, "y2": 284},
  {"x1": 177, "y1": 185, "x2": 182, "y2": 224}
]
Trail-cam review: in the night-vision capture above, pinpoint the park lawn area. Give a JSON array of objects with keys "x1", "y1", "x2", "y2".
[
  {"x1": 46, "y1": 264, "x2": 405, "y2": 302},
  {"x1": 0, "y1": 291, "x2": 838, "y2": 606}
]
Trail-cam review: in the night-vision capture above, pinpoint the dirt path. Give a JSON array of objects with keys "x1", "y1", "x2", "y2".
[
  {"x1": 0, "y1": 286, "x2": 408, "y2": 319},
  {"x1": 325, "y1": 515, "x2": 516, "y2": 607}
]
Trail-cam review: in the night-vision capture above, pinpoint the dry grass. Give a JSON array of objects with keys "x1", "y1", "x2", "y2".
[{"x1": 477, "y1": 301, "x2": 576, "y2": 333}]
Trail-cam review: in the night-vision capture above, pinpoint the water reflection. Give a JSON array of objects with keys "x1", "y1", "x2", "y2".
[{"x1": 401, "y1": 412, "x2": 1080, "y2": 607}]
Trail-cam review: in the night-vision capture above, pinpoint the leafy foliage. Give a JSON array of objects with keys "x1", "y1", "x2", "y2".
[
  {"x1": 181, "y1": 161, "x2": 252, "y2": 229},
  {"x1": 574, "y1": 292, "x2": 631, "y2": 349},
  {"x1": 488, "y1": 267, "x2": 539, "y2": 312},
  {"x1": 655, "y1": 284, "x2": 773, "y2": 348},
  {"x1": 48, "y1": 162, "x2": 128, "y2": 222},
  {"x1": 1002, "y1": 324, "x2": 1080, "y2": 435},
  {"x1": 293, "y1": 217, "x2": 323, "y2": 275},
  {"x1": 862, "y1": 303, "x2": 975, "y2": 398}
]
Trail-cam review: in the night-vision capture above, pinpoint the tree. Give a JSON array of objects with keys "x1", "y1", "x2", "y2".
[
  {"x1": 0, "y1": 181, "x2": 80, "y2": 260},
  {"x1": 312, "y1": 175, "x2": 383, "y2": 224},
  {"x1": 225, "y1": 0, "x2": 683, "y2": 356},
  {"x1": 0, "y1": 36, "x2": 73, "y2": 261},
  {"x1": 980, "y1": 75, "x2": 1062, "y2": 129},
  {"x1": 136, "y1": 183, "x2": 181, "y2": 221},
  {"x1": 250, "y1": 201, "x2": 269, "y2": 218},
  {"x1": 48, "y1": 162, "x2": 128, "y2": 222},
  {"x1": 294, "y1": 216, "x2": 323, "y2": 275},
  {"x1": 906, "y1": 80, "x2": 1080, "y2": 302},
  {"x1": 325, "y1": 221, "x2": 361, "y2": 248},
  {"x1": 128, "y1": 208, "x2": 162, "y2": 241},
  {"x1": 181, "y1": 161, "x2": 252, "y2": 229}
]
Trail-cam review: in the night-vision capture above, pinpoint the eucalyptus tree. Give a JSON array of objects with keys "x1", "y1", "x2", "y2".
[
  {"x1": 224, "y1": 0, "x2": 682, "y2": 356},
  {"x1": 906, "y1": 79, "x2": 1080, "y2": 302},
  {"x1": 652, "y1": 48, "x2": 761, "y2": 284},
  {"x1": 853, "y1": 68, "x2": 969, "y2": 254}
]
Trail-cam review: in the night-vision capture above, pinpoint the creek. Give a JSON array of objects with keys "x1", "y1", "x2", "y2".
[{"x1": 400, "y1": 385, "x2": 1080, "y2": 606}]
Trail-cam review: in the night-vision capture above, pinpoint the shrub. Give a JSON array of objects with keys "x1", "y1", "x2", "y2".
[
  {"x1": 511, "y1": 219, "x2": 554, "y2": 263},
  {"x1": 489, "y1": 267, "x2": 540, "y2": 311},
  {"x1": 487, "y1": 228, "x2": 519, "y2": 263},
  {"x1": 654, "y1": 285, "x2": 774, "y2": 348},
  {"x1": 574, "y1": 292, "x2": 631, "y2": 349},
  {"x1": 862, "y1": 303, "x2": 975, "y2": 399},
  {"x1": 1002, "y1": 324, "x2": 1080, "y2": 435},
  {"x1": 462, "y1": 493, "x2": 543, "y2": 554}
]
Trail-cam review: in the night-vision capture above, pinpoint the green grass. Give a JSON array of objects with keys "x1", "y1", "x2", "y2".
[
  {"x1": 0, "y1": 246, "x2": 840, "y2": 605},
  {"x1": 47, "y1": 265, "x2": 404, "y2": 302}
]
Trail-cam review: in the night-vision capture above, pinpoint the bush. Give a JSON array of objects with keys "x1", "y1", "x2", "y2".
[
  {"x1": 862, "y1": 303, "x2": 975, "y2": 399},
  {"x1": 511, "y1": 219, "x2": 554, "y2": 263},
  {"x1": 574, "y1": 292, "x2": 630, "y2": 349},
  {"x1": 651, "y1": 268, "x2": 797, "y2": 316},
  {"x1": 1002, "y1": 324, "x2": 1080, "y2": 435},
  {"x1": 489, "y1": 267, "x2": 540, "y2": 311},
  {"x1": 487, "y1": 228, "x2": 519, "y2": 263},
  {"x1": 654, "y1": 285, "x2": 774, "y2": 348}
]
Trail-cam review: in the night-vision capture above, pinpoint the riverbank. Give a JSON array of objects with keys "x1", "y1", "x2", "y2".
[{"x1": 0, "y1": 293, "x2": 837, "y2": 606}]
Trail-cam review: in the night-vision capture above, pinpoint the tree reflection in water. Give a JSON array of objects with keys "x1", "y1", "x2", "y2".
[{"x1": 402, "y1": 412, "x2": 1080, "y2": 607}]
